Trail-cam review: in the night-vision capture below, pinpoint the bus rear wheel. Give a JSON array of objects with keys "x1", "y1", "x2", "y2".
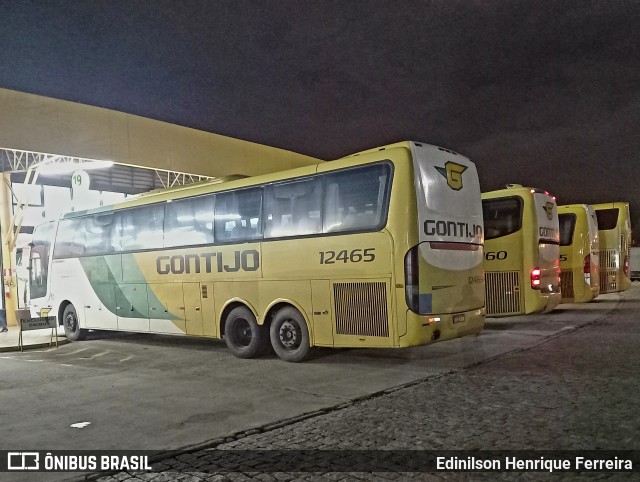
[
  {"x1": 62, "y1": 304, "x2": 87, "y2": 341},
  {"x1": 270, "y1": 307, "x2": 310, "y2": 363},
  {"x1": 224, "y1": 306, "x2": 265, "y2": 359}
]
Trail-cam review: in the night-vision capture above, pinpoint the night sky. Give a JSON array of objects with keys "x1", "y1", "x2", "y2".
[{"x1": 1, "y1": 0, "x2": 639, "y2": 241}]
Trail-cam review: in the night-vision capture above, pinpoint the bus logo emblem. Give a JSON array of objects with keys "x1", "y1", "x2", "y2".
[
  {"x1": 436, "y1": 161, "x2": 467, "y2": 191},
  {"x1": 543, "y1": 202, "x2": 554, "y2": 220}
]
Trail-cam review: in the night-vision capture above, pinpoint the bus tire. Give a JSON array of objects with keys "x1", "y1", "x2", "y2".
[
  {"x1": 62, "y1": 304, "x2": 87, "y2": 341},
  {"x1": 224, "y1": 306, "x2": 265, "y2": 359},
  {"x1": 270, "y1": 307, "x2": 311, "y2": 363}
]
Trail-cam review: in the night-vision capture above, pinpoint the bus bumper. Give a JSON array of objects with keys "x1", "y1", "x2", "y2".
[
  {"x1": 400, "y1": 307, "x2": 485, "y2": 347},
  {"x1": 543, "y1": 292, "x2": 562, "y2": 312}
]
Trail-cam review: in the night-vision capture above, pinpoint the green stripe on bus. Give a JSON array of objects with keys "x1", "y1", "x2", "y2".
[{"x1": 80, "y1": 256, "x2": 180, "y2": 320}]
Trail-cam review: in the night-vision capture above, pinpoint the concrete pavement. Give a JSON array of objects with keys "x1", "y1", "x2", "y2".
[{"x1": 88, "y1": 285, "x2": 640, "y2": 481}]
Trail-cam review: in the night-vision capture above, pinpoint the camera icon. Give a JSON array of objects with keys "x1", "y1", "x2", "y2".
[{"x1": 7, "y1": 452, "x2": 40, "y2": 470}]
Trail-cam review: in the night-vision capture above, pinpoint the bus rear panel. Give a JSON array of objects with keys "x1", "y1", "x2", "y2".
[
  {"x1": 593, "y1": 202, "x2": 632, "y2": 293},
  {"x1": 558, "y1": 204, "x2": 600, "y2": 302},
  {"x1": 482, "y1": 185, "x2": 561, "y2": 316}
]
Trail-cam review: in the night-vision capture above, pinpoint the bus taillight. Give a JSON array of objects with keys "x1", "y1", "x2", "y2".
[
  {"x1": 623, "y1": 254, "x2": 630, "y2": 277},
  {"x1": 531, "y1": 267, "x2": 541, "y2": 289},
  {"x1": 583, "y1": 255, "x2": 591, "y2": 285},
  {"x1": 404, "y1": 246, "x2": 420, "y2": 313}
]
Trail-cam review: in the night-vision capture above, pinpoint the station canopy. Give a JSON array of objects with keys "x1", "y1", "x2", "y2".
[{"x1": 0, "y1": 87, "x2": 321, "y2": 249}]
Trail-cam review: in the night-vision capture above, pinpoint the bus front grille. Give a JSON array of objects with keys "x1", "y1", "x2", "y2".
[
  {"x1": 560, "y1": 272, "x2": 574, "y2": 299},
  {"x1": 485, "y1": 271, "x2": 521, "y2": 315},
  {"x1": 599, "y1": 249, "x2": 618, "y2": 293},
  {"x1": 333, "y1": 282, "x2": 389, "y2": 337}
]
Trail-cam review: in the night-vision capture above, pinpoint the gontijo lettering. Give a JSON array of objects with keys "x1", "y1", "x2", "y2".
[
  {"x1": 539, "y1": 227, "x2": 559, "y2": 239},
  {"x1": 424, "y1": 219, "x2": 483, "y2": 239},
  {"x1": 156, "y1": 250, "x2": 259, "y2": 274}
]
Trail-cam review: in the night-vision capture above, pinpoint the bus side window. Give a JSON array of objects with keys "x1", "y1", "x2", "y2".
[
  {"x1": 165, "y1": 195, "x2": 215, "y2": 247},
  {"x1": 215, "y1": 188, "x2": 262, "y2": 243},
  {"x1": 118, "y1": 205, "x2": 164, "y2": 251},
  {"x1": 264, "y1": 177, "x2": 322, "y2": 238},
  {"x1": 323, "y1": 164, "x2": 390, "y2": 233},
  {"x1": 54, "y1": 218, "x2": 86, "y2": 257},
  {"x1": 324, "y1": 182, "x2": 342, "y2": 232},
  {"x1": 85, "y1": 213, "x2": 115, "y2": 254}
]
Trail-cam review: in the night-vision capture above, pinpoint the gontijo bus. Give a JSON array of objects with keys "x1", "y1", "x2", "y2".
[
  {"x1": 557, "y1": 204, "x2": 600, "y2": 303},
  {"x1": 28, "y1": 141, "x2": 486, "y2": 362},
  {"x1": 481, "y1": 184, "x2": 561, "y2": 316},
  {"x1": 592, "y1": 202, "x2": 632, "y2": 293}
]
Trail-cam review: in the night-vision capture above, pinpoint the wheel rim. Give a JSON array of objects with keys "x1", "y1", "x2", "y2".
[
  {"x1": 65, "y1": 312, "x2": 77, "y2": 333},
  {"x1": 279, "y1": 320, "x2": 300, "y2": 349},
  {"x1": 231, "y1": 318, "x2": 253, "y2": 347}
]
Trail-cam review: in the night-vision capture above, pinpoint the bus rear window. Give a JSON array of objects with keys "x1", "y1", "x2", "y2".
[
  {"x1": 595, "y1": 208, "x2": 619, "y2": 230},
  {"x1": 558, "y1": 213, "x2": 576, "y2": 246},
  {"x1": 482, "y1": 196, "x2": 523, "y2": 240}
]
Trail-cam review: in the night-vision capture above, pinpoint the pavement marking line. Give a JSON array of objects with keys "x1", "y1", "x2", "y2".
[
  {"x1": 56, "y1": 347, "x2": 90, "y2": 356},
  {"x1": 89, "y1": 350, "x2": 111, "y2": 359}
]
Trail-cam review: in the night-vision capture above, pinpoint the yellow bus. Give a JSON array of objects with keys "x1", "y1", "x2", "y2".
[
  {"x1": 29, "y1": 141, "x2": 486, "y2": 362},
  {"x1": 592, "y1": 202, "x2": 632, "y2": 293},
  {"x1": 558, "y1": 204, "x2": 600, "y2": 303},
  {"x1": 481, "y1": 184, "x2": 561, "y2": 316}
]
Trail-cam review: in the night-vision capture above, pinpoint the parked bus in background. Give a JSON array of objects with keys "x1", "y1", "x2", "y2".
[
  {"x1": 592, "y1": 202, "x2": 632, "y2": 293},
  {"x1": 558, "y1": 204, "x2": 600, "y2": 303},
  {"x1": 630, "y1": 246, "x2": 640, "y2": 281},
  {"x1": 29, "y1": 141, "x2": 486, "y2": 362},
  {"x1": 481, "y1": 184, "x2": 561, "y2": 316}
]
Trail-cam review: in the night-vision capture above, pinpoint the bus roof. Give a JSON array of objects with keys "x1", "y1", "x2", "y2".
[
  {"x1": 343, "y1": 140, "x2": 461, "y2": 159},
  {"x1": 61, "y1": 140, "x2": 426, "y2": 219},
  {"x1": 482, "y1": 184, "x2": 557, "y2": 200}
]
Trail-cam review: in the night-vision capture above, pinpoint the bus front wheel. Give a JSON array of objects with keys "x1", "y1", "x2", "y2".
[
  {"x1": 270, "y1": 307, "x2": 311, "y2": 363},
  {"x1": 62, "y1": 304, "x2": 87, "y2": 341},
  {"x1": 224, "y1": 306, "x2": 265, "y2": 359}
]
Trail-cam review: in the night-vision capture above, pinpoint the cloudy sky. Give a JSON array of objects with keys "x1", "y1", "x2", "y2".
[{"x1": 1, "y1": 0, "x2": 638, "y2": 240}]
